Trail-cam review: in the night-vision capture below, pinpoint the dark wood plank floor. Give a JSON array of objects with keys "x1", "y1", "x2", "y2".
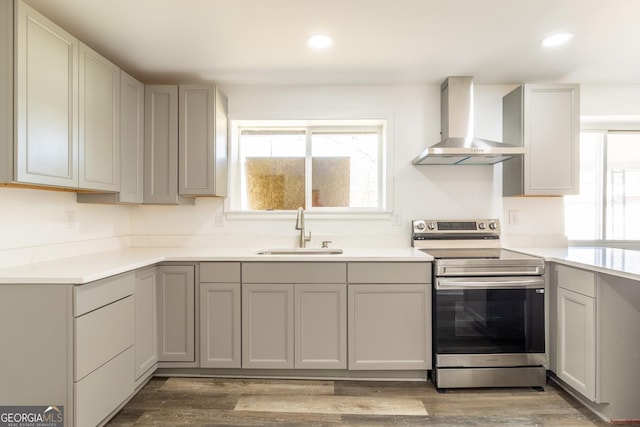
[{"x1": 106, "y1": 377, "x2": 624, "y2": 426}]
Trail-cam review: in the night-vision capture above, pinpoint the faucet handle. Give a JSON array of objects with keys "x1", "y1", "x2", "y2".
[{"x1": 321, "y1": 240, "x2": 331, "y2": 248}]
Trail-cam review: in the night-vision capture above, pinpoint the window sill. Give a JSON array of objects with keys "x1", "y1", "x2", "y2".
[
  {"x1": 569, "y1": 240, "x2": 640, "y2": 250},
  {"x1": 225, "y1": 210, "x2": 393, "y2": 221}
]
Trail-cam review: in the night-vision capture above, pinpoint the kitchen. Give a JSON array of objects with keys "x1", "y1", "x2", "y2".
[{"x1": 1, "y1": 0, "x2": 640, "y2": 426}]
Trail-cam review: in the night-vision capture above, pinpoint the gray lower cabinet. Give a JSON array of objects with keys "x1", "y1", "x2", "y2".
[
  {"x1": 157, "y1": 265, "x2": 196, "y2": 362},
  {"x1": 74, "y1": 274, "x2": 135, "y2": 427},
  {"x1": 200, "y1": 262, "x2": 242, "y2": 368},
  {"x1": 242, "y1": 283, "x2": 295, "y2": 368},
  {"x1": 294, "y1": 283, "x2": 347, "y2": 369},
  {"x1": 553, "y1": 263, "x2": 597, "y2": 401},
  {"x1": 550, "y1": 262, "x2": 640, "y2": 421},
  {"x1": 134, "y1": 266, "x2": 158, "y2": 384},
  {"x1": 0, "y1": 272, "x2": 136, "y2": 427},
  {"x1": 241, "y1": 262, "x2": 348, "y2": 369},
  {"x1": 347, "y1": 262, "x2": 432, "y2": 370}
]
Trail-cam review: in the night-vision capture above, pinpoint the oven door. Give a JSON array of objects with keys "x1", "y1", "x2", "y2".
[{"x1": 434, "y1": 276, "x2": 545, "y2": 363}]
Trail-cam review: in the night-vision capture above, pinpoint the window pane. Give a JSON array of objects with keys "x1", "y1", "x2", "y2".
[
  {"x1": 240, "y1": 131, "x2": 305, "y2": 210},
  {"x1": 564, "y1": 132, "x2": 602, "y2": 240},
  {"x1": 606, "y1": 133, "x2": 640, "y2": 239},
  {"x1": 311, "y1": 132, "x2": 379, "y2": 208}
]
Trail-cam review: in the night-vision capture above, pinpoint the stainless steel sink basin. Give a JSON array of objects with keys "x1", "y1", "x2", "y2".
[{"x1": 256, "y1": 248, "x2": 343, "y2": 255}]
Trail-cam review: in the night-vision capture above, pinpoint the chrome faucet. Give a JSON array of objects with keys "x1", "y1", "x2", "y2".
[{"x1": 295, "y1": 207, "x2": 312, "y2": 248}]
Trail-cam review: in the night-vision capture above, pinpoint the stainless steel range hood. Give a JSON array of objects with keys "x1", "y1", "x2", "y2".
[{"x1": 412, "y1": 77, "x2": 525, "y2": 165}]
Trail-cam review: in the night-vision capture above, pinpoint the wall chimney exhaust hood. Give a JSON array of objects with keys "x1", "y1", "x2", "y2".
[{"x1": 412, "y1": 76, "x2": 525, "y2": 165}]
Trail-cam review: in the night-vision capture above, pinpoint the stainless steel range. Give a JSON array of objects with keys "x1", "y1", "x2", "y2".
[{"x1": 412, "y1": 219, "x2": 546, "y2": 391}]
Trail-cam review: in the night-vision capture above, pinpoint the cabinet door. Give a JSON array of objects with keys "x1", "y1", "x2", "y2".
[
  {"x1": 0, "y1": 0, "x2": 12, "y2": 183},
  {"x1": 157, "y1": 265, "x2": 195, "y2": 362},
  {"x1": 524, "y1": 84, "x2": 579, "y2": 195},
  {"x1": 78, "y1": 42, "x2": 120, "y2": 191},
  {"x1": 15, "y1": 1, "x2": 78, "y2": 187},
  {"x1": 144, "y1": 85, "x2": 179, "y2": 204},
  {"x1": 200, "y1": 283, "x2": 241, "y2": 368},
  {"x1": 242, "y1": 283, "x2": 294, "y2": 369},
  {"x1": 295, "y1": 283, "x2": 347, "y2": 369},
  {"x1": 135, "y1": 267, "x2": 158, "y2": 379},
  {"x1": 118, "y1": 71, "x2": 144, "y2": 203},
  {"x1": 557, "y1": 287, "x2": 596, "y2": 400},
  {"x1": 179, "y1": 85, "x2": 228, "y2": 197},
  {"x1": 348, "y1": 284, "x2": 430, "y2": 370}
]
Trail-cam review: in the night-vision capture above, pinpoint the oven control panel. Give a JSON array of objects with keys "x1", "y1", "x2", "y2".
[{"x1": 412, "y1": 219, "x2": 500, "y2": 236}]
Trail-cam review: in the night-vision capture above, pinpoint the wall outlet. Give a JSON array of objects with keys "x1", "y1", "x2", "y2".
[
  {"x1": 391, "y1": 212, "x2": 402, "y2": 226},
  {"x1": 65, "y1": 210, "x2": 77, "y2": 230},
  {"x1": 508, "y1": 209, "x2": 520, "y2": 225},
  {"x1": 215, "y1": 212, "x2": 225, "y2": 227}
]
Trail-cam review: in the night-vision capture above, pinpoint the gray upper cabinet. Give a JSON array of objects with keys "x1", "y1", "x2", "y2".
[
  {"x1": 78, "y1": 42, "x2": 120, "y2": 191},
  {"x1": 119, "y1": 71, "x2": 145, "y2": 203},
  {"x1": 503, "y1": 84, "x2": 580, "y2": 196},
  {"x1": 77, "y1": 70, "x2": 144, "y2": 204},
  {"x1": 179, "y1": 85, "x2": 228, "y2": 197},
  {"x1": 6, "y1": 0, "x2": 127, "y2": 192},
  {"x1": 0, "y1": 0, "x2": 12, "y2": 184},
  {"x1": 14, "y1": 0, "x2": 79, "y2": 188},
  {"x1": 144, "y1": 85, "x2": 179, "y2": 204}
]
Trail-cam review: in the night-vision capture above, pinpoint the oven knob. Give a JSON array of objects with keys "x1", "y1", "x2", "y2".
[
  {"x1": 489, "y1": 222, "x2": 497, "y2": 230},
  {"x1": 478, "y1": 222, "x2": 486, "y2": 230},
  {"x1": 415, "y1": 221, "x2": 426, "y2": 231},
  {"x1": 427, "y1": 222, "x2": 436, "y2": 230}
]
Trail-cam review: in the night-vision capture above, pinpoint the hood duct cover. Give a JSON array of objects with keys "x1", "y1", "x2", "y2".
[{"x1": 412, "y1": 76, "x2": 525, "y2": 165}]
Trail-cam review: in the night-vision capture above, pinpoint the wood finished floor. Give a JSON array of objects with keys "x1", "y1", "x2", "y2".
[{"x1": 106, "y1": 377, "x2": 625, "y2": 426}]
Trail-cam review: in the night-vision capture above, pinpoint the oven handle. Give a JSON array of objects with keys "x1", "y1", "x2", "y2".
[{"x1": 435, "y1": 277, "x2": 545, "y2": 290}]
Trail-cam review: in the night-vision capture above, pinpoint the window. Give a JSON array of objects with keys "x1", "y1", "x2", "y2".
[
  {"x1": 229, "y1": 120, "x2": 387, "y2": 213},
  {"x1": 564, "y1": 130, "x2": 640, "y2": 240}
]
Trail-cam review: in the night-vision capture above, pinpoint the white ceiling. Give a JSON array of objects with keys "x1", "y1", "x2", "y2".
[{"x1": 23, "y1": 0, "x2": 640, "y2": 86}]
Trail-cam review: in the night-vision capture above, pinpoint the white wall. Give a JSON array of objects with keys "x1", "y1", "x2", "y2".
[
  {"x1": 502, "y1": 84, "x2": 640, "y2": 248},
  {"x1": 130, "y1": 84, "x2": 516, "y2": 249},
  {"x1": 3, "y1": 83, "x2": 638, "y2": 266},
  {"x1": 0, "y1": 187, "x2": 130, "y2": 267}
]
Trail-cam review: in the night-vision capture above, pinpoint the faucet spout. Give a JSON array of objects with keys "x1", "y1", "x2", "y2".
[{"x1": 295, "y1": 207, "x2": 311, "y2": 248}]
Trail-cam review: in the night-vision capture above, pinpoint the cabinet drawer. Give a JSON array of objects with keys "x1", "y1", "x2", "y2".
[
  {"x1": 200, "y1": 262, "x2": 240, "y2": 283},
  {"x1": 75, "y1": 346, "x2": 134, "y2": 427},
  {"x1": 348, "y1": 262, "x2": 431, "y2": 284},
  {"x1": 75, "y1": 296, "x2": 134, "y2": 381},
  {"x1": 555, "y1": 264, "x2": 596, "y2": 297},
  {"x1": 74, "y1": 271, "x2": 135, "y2": 316},
  {"x1": 242, "y1": 262, "x2": 346, "y2": 283}
]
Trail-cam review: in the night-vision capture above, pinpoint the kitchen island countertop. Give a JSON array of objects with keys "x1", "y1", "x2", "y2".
[
  {"x1": 0, "y1": 247, "x2": 432, "y2": 284},
  {"x1": 510, "y1": 246, "x2": 640, "y2": 281}
]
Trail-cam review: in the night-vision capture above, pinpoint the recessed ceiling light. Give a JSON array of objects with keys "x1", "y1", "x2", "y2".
[
  {"x1": 306, "y1": 34, "x2": 333, "y2": 49},
  {"x1": 541, "y1": 32, "x2": 574, "y2": 47}
]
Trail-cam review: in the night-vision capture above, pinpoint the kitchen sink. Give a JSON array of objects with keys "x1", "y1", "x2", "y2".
[{"x1": 256, "y1": 248, "x2": 343, "y2": 255}]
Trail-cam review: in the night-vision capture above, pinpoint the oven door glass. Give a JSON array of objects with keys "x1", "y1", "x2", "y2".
[{"x1": 434, "y1": 287, "x2": 544, "y2": 354}]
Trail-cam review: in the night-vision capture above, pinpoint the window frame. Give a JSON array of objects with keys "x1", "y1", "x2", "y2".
[
  {"x1": 566, "y1": 119, "x2": 640, "y2": 244},
  {"x1": 226, "y1": 118, "x2": 393, "y2": 218}
]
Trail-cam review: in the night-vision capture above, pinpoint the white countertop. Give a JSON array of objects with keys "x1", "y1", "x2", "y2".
[
  {"x1": 0, "y1": 247, "x2": 431, "y2": 284},
  {"x1": 510, "y1": 246, "x2": 640, "y2": 281}
]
